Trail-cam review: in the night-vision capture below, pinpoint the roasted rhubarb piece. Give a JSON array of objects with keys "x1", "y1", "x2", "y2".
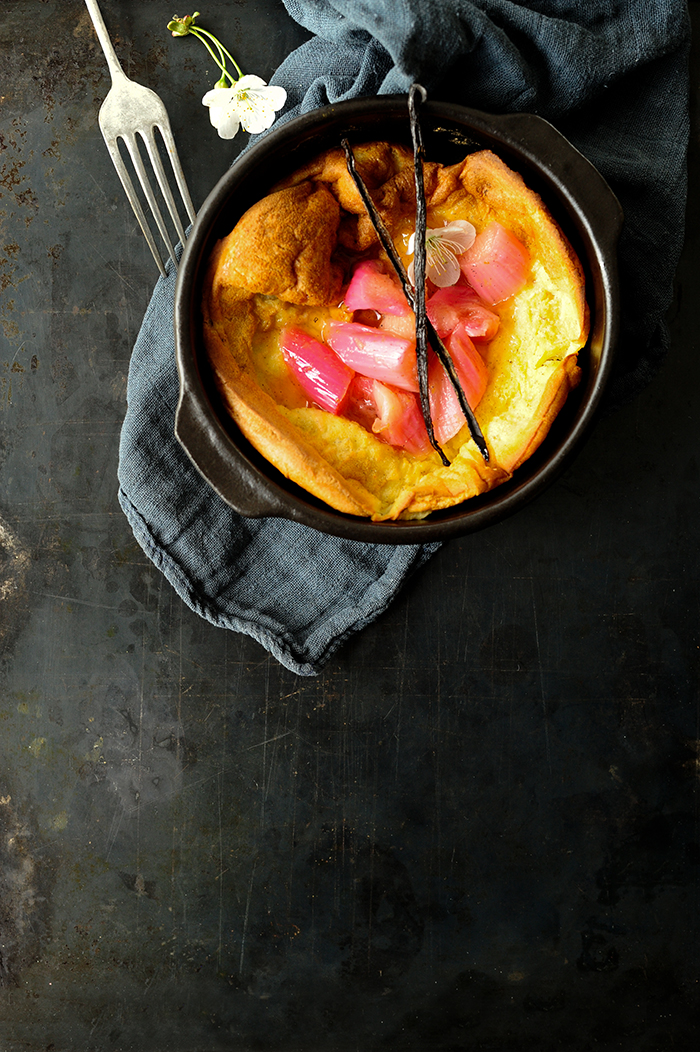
[
  {"x1": 460, "y1": 220, "x2": 530, "y2": 304},
  {"x1": 325, "y1": 321, "x2": 419, "y2": 392},
  {"x1": 371, "y1": 381, "x2": 430, "y2": 455},
  {"x1": 426, "y1": 285, "x2": 500, "y2": 342},
  {"x1": 429, "y1": 329, "x2": 489, "y2": 445},
  {"x1": 343, "y1": 259, "x2": 408, "y2": 316},
  {"x1": 280, "y1": 327, "x2": 354, "y2": 414}
]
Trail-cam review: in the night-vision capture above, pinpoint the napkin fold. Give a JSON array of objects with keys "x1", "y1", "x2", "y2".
[{"x1": 118, "y1": 0, "x2": 690, "y2": 675}]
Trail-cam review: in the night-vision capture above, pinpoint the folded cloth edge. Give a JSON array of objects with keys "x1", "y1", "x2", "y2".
[{"x1": 118, "y1": 485, "x2": 439, "y2": 676}]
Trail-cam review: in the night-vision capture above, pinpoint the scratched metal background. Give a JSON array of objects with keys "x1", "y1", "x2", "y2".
[{"x1": 1, "y1": 2, "x2": 699, "y2": 1049}]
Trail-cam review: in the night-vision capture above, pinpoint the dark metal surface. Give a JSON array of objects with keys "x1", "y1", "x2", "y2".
[{"x1": 1, "y1": 2, "x2": 699, "y2": 1049}]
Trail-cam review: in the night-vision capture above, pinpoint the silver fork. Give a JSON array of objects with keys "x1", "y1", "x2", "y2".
[{"x1": 85, "y1": 0, "x2": 196, "y2": 276}]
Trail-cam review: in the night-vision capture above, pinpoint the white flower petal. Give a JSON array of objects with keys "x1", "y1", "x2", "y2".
[
  {"x1": 441, "y1": 220, "x2": 476, "y2": 253},
  {"x1": 263, "y1": 85, "x2": 288, "y2": 109},
  {"x1": 202, "y1": 86, "x2": 234, "y2": 108},
  {"x1": 429, "y1": 255, "x2": 461, "y2": 287},
  {"x1": 234, "y1": 83, "x2": 287, "y2": 132},
  {"x1": 235, "y1": 74, "x2": 268, "y2": 90},
  {"x1": 215, "y1": 112, "x2": 241, "y2": 139},
  {"x1": 201, "y1": 86, "x2": 241, "y2": 138},
  {"x1": 241, "y1": 109, "x2": 275, "y2": 134}
]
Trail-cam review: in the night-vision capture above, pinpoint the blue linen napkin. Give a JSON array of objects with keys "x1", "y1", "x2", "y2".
[{"x1": 118, "y1": 0, "x2": 690, "y2": 676}]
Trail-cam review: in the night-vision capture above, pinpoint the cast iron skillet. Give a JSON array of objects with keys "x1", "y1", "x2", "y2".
[{"x1": 174, "y1": 96, "x2": 622, "y2": 544}]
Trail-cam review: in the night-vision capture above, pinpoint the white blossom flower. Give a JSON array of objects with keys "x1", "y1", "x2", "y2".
[
  {"x1": 169, "y1": 15, "x2": 287, "y2": 141},
  {"x1": 202, "y1": 76, "x2": 287, "y2": 140},
  {"x1": 407, "y1": 219, "x2": 476, "y2": 287}
]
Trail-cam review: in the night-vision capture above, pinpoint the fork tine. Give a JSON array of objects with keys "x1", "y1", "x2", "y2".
[
  {"x1": 120, "y1": 132, "x2": 178, "y2": 271},
  {"x1": 155, "y1": 120, "x2": 197, "y2": 227},
  {"x1": 139, "y1": 126, "x2": 189, "y2": 247},
  {"x1": 102, "y1": 133, "x2": 167, "y2": 277},
  {"x1": 87, "y1": 0, "x2": 198, "y2": 275}
]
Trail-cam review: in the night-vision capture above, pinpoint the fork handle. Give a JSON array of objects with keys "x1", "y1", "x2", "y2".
[{"x1": 84, "y1": 0, "x2": 126, "y2": 82}]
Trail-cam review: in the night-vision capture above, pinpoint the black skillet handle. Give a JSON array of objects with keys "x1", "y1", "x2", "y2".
[
  {"x1": 486, "y1": 110, "x2": 624, "y2": 248},
  {"x1": 174, "y1": 383, "x2": 290, "y2": 520}
]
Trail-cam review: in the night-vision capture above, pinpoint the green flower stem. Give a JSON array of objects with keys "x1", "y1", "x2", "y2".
[
  {"x1": 188, "y1": 29, "x2": 235, "y2": 84},
  {"x1": 190, "y1": 29, "x2": 228, "y2": 72},
  {"x1": 168, "y1": 14, "x2": 244, "y2": 85},
  {"x1": 192, "y1": 26, "x2": 243, "y2": 79}
]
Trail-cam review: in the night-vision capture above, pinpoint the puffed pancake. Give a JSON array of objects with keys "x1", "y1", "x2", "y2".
[{"x1": 201, "y1": 142, "x2": 588, "y2": 521}]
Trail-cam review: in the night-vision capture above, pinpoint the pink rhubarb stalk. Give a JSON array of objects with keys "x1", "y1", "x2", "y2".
[
  {"x1": 280, "y1": 327, "x2": 354, "y2": 414},
  {"x1": 460, "y1": 221, "x2": 530, "y2": 304}
]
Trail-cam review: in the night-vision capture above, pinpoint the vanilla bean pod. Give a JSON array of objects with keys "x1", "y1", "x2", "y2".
[
  {"x1": 341, "y1": 137, "x2": 448, "y2": 465},
  {"x1": 341, "y1": 108, "x2": 489, "y2": 465},
  {"x1": 407, "y1": 85, "x2": 489, "y2": 464},
  {"x1": 406, "y1": 85, "x2": 444, "y2": 464}
]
